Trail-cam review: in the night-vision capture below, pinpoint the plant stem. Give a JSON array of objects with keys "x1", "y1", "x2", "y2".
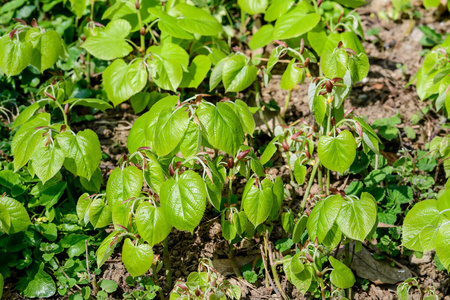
[
  {"x1": 318, "y1": 165, "x2": 323, "y2": 192},
  {"x1": 228, "y1": 244, "x2": 242, "y2": 278},
  {"x1": 281, "y1": 89, "x2": 292, "y2": 119},
  {"x1": 250, "y1": 56, "x2": 292, "y2": 64},
  {"x1": 152, "y1": 264, "x2": 165, "y2": 300},
  {"x1": 267, "y1": 242, "x2": 287, "y2": 300},
  {"x1": 301, "y1": 159, "x2": 320, "y2": 211},
  {"x1": 254, "y1": 81, "x2": 273, "y2": 136},
  {"x1": 326, "y1": 168, "x2": 330, "y2": 195},
  {"x1": 136, "y1": 6, "x2": 145, "y2": 52},
  {"x1": 285, "y1": 150, "x2": 297, "y2": 202},
  {"x1": 85, "y1": 240, "x2": 99, "y2": 295},
  {"x1": 163, "y1": 238, "x2": 172, "y2": 288}
]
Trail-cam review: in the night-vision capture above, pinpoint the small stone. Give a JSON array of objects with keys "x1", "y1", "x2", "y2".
[
  {"x1": 120, "y1": 103, "x2": 130, "y2": 110},
  {"x1": 409, "y1": 251, "x2": 433, "y2": 264}
]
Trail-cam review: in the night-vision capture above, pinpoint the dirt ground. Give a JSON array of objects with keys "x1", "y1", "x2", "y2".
[
  {"x1": 82, "y1": 3, "x2": 450, "y2": 300},
  {"x1": 4, "y1": 1, "x2": 450, "y2": 299}
]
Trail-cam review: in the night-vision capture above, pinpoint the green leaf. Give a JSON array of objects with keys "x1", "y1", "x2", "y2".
[
  {"x1": 265, "y1": 0, "x2": 295, "y2": 22},
  {"x1": 238, "y1": 0, "x2": 268, "y2": 14},
  {"x1": 31, "y1": 145, "x2": 65, "y2": 184},
  {"x1": 143, "y1": 152, "x2": 166, "y2": 195},
  {"x1": 63, "y1": 98, "x2": 113, "y2": 112},
  {"x1": 292, "y1": 215, "x2": 308, "y2": 244},
  {"x1": 0, "y1": 35, "x2": 32, "y2": 76},
  {"x1": 273, "y1": 12, "x2": 320, "y2": 40},
  {"x1": 13, "y1": 102, "x2": 41, "y2": 128},
  {"x1": 223, "y1": 100, "x2": 256, "y2": 136},
  {"x1": 291, "y1": 253, "x2": 304, "y2": 274},
  {"x1": 321, "y1": 49, "x2": 349, "y2": 79},
  {"x1": 176, "y1": 4, "x2": 222, "y2": 36},
  {"x1": 56, "y1": 129, "x2": 101, "y2": 180},
  {"x1": 179, "y1": 55, "x2": 211, "y2": 88},
  {"x1": 197, "y1": 102, "x2": 245, "y2": 155},
  {"x1": 80, "y1": 168, "x2": 103, "y2": 193},
  {"x1": 180, "y1": 122, "x2": 201, "y2": 159},
  {"x1": 307, "y1": 195, "x2": 343, "y2": 242},
  {"x1": 209, "y1": 58, "x2": 226, "y2": 91},
  {"x1": 249, "y1": 24, "x2": 274, "y2": 50},
  {"x1": 160, "y1": 171, "x2": 207, "y2": 232},
  {"x1": 19, "y1": 263, "x2": 56, "y2": 298},
  {"x1": 308, "y1": 31, "x2": 341, "y2": 57},
  {"x1": 243, "y1": 182, "x2": 273, "y2": 227},
  {"x1": 334, "y1": 0, "x2": 366, "y2": 8},
  {"x1": 148, "y1": 42, "x2": 189, "y2": 70},
  {"x1": 149, "y1": 8, "x2": 194, "y2": 39},
  {"x1": 12, "y1": 113, "x2": 50, "y2": 171},
  {"x1": 341, "y1": 31, "x2": 365, "y2": 54},
  {"x1": 336, "y1": 192, "x2": 377, "y2": 242},
  {"x1": 81, "y1": 19, "x2": 133, "y2": 60},
  {"x1": 97, "y1": 232, "x2": 122, "y2": 268},
  {"x1": 294, "y1": 161, "x2": 306, "y2": 185},
  {"x1": 154, "y1": 105, "x2": 189, "y2": 157},
  {"x1": 148, "y1": 56, "x2": 182, "y2": 92},
  {"x1": 106, "y1": 166, "x2": 143, "y2": 207},
  {"x1": 76, "y1": 193, "x2": 90, "y2": 225},
  {"x1": 222, "y1": 218, "x2": 236, "y2": 241},
  {"x1": 89, "y1": 198, "x2": 112, "y2": 228},
  {"x1": 280, "y1": 59, "x2": 304, "y2": 90},
  {"x1": 69, "y1": 0, "x2": 88, "y2": 18},
  {"x1": 318, "y1": 130, "x2": 356, "y2": 174},
  {"x1": 98, "y1": 279, "x2": 118, "y2": 293},
  {"x1": 349, "y1": 52, "x2": 369, "y2": 82},
  {"x1": 25, "y1": 29, "x2": 62, "y2": 72},
  {"x1": 122, "y1": 239, "x2": 153, "y2": 277},
  {"x1": 127, "y1": 110, "x2": 153, "y2": 154},
  {"x1": 103, "y1": 59, "x2": 147, "y2": 106},
  {"x1": 0, "y1": 273, "x2": 3, "y2": 299},
  {"x1": 402, "y1": 199, "x2": 440, "y2": 251},
  {"x1": 283, "y1": 259, "x2": 312, "y2": 295},
  {"x1": 436, "y1": 223, "x2": 450, "y2": 270},
  {"x1": 0, "y1": 203, "x2": 11, "y2": 234},
  {"x1": 423, "y1": 0, "x2": 440, "y2": 8},
  {"x1": 329, "y1": 257, "x2": 356, "y2": 289},
  {"x1": 222, "y1": 55, "x2": 257, "y2": 92},
  {"x1": 0, "y1": 196, "x2": 31, "y2": 234},
  {"x1": 260, "y1": 137, "x2": 278, "y2": 165},
  {"x1": 135, "y1": 202, "x2": 172, "y2": 246}
]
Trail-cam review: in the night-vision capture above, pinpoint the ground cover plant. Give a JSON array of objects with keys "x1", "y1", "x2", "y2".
[{"x1": 0, "y1": 0, "x2": 449, "y2": 299}]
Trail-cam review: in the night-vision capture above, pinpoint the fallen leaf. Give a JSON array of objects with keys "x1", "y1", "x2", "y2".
[{"x1": 351, "y1": 247, "x2": 412, "y2": 284}]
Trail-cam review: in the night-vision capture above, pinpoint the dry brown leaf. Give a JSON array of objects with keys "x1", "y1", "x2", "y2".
[{"x1": 351, "y1": 247, "x2": 413, "y2": 285}]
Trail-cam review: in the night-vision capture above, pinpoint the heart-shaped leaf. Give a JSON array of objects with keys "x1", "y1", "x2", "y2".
[
  {"x1": 242, "y1": 180, "x2": 273, "y2": 227},
  {"x1": 106, "y1": 166, "x2": 143, "y2": 207},
  {"x1": 0, "y1": 196, "x2": 31, "y2": 234},
  {"x1": 57, "y1": 129, "x2": 101, "y2": 180},
  {"x1": 196, "y1": 102, "x2": 245, "y2": 155},
  {"x1": 103, "y1": 59, "x2": 147, "y2": 106},
  {"x1": 307, "y1": 195, "x2": 343, "y2": 242},
  {"x1": 160, "y1": 171, "x2": 207, "y2": 232},
  {"x1": 81, "y1": 19, "x2": 133, "y2": 60},
  {"x1": 25, "y1": 29, "x2": 62, "y2": 72},
  {"x1": 176, "y1": 4, "x2": 222, "y2": 36},
  {"x1": 329, "y1": 256, "x2": 356, "y2": 289},
  {"x1": 31, "y1": 145, "x2": 65, "y2": 184},
  {"x1": 238, "y1": 0, "x2": 268, "y2": 14},
  {"x1": 122, "y1": 239, "x2": 153, "y2": 277},
  {"x1": 135, "y1": 202, "x2": 172, "y2": 246},
  {"x1": 318, "y1": 130, "x2": 356, "y2": 174},
  {"x1": 274, "y1": 12, "x2": 320, "y2": 40},
  {"x1": 336, "y1": 192, "x2": 377, "y2": 242},
  {"x1": 0, "y1": 35, "x2": 32, "y2": 76},
  {"x1": 222, "y1": 55, "x2": 257, "y2": 92}
]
